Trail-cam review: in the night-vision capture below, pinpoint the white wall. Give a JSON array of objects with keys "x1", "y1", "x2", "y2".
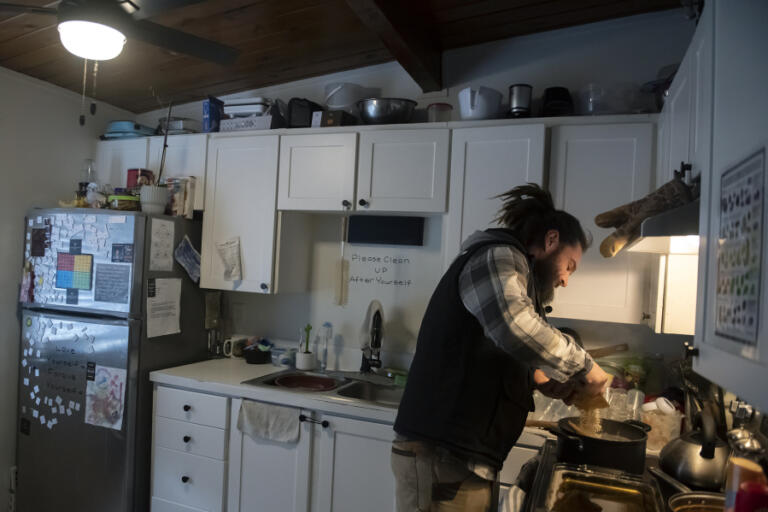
[
  {"x1": 0, "y1": 66, "x2": 131, "y2": 507},
  {"x1": 136, "y1": 9, "x2": 695, "y2": 124}
]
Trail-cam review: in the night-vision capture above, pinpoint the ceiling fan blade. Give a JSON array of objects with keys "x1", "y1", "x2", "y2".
[
  {"x1": 0, "y1": 2, "x2": 58, "y2": 14},
  {"x1": 124, "y1": 18, "x2": 239, "y2": 65},
  {"x1": 120, "y1": 0, "x2": 209, "y2": 21}
]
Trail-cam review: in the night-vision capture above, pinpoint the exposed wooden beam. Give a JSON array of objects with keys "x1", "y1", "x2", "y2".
[{"x1": 344, "y1": 0, "x2": 442, "y2": 92}]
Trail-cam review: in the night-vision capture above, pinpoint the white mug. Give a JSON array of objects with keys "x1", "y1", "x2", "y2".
[{"x1": 222, "y1": 338, "x2": 246, "y2": 358}]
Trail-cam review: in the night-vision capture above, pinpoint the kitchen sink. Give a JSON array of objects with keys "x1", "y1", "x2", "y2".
[
  {"x1": 335, "y1": 380, "x2": 404, "y2": 407},
  {"x1": 242, "y1": 371, "x2": 348, "y2": 391}
]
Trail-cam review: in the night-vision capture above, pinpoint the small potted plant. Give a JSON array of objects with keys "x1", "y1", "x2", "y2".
[{"x1": 295, "y1": 323, "x2": 315, "y2": 371}]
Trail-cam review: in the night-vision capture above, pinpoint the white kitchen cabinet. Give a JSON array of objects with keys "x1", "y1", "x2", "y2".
[
  {"x1": 95, "y1": 138, "x2": 149, "y2": 189},
  {"x1": 278, "y1": 133, "x2": 358, "y2": 211},
  {"x1": 201, "y1": 134, "x2": 309, "y2": 294},
  {"x1": 659, "y1": 56, "x2": 692, "y2": 187},
  {"x1": 695, "y1": 0, "x2": 768, "y2": 413},
  {"x1": 356, "y1": 129, "x2": 449, "y2": 212},
  {"x1": 548, "y1": 124, "x2": 654, "y2": 324},
  {"x1": 152, "y1": 385, "x2": 230, "y2": 512},
  {"x1": 444, "y1": 125, "x2": 546, "y2": 268},
  {"x1": 226, "y1": 399, "x2": 312, "y2": 512},
  {"x1": 149, "y1": 134, "x2": 209, "y2": 210},
  {"x1": 313, "y1": 413, "x2": 396, "y2": 512}
]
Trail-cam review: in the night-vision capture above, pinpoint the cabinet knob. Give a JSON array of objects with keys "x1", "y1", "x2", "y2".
[
  {"x1": 183, "y1": 404, "x2": 191, "y2": 412},
  {"x1": 641, "y1": 312, "x2": 651, "y2": 321},
  {"x1": 183, "y1": 435, "x2": 191, "y2": 443},
  {"x1": 260, "y1": 283, "x2": 268, "y2": 291},
  {"x1": 181, "y1": 476, "x2": 190, "y2": 484},
  {"x1": 342, "y1": 200, "x2": 351, "y2": 208},
  {"x1": 299, "y1": 414, "x2": 330, "y2": 428},
  {"x1": 358, "y1": 199, "x2": 369, "y2": 207}
]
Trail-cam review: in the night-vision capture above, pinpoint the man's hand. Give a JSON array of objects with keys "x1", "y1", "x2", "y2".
[
  {"x1": 533, "y1": 369, "x2": 577, "y2": 400},
  {"x1": 582, "y1": 363, "x2": 611, "y2": 397}
]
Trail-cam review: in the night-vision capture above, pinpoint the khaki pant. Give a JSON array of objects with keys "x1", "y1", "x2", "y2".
[{"x1": 390, "y1": 440, "x2": 493, "y2": 512}]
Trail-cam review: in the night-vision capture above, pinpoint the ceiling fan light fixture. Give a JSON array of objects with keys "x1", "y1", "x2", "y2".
[{"x1": 58, "y1": 20, "x2": 126, "y2": 61}]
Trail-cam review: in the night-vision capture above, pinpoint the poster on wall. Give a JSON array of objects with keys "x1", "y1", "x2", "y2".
[{"x1": 715, "y1": 148, "x2": 765, "y2": 361}]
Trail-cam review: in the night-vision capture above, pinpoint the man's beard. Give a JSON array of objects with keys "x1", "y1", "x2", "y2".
[{"x1": 533, "y1": 251, "x2": 559, "y2": 306}]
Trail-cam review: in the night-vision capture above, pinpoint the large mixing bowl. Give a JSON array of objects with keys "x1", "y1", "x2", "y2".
[{"x1": 357, "y1": 98, "x2": 417, "y2": 124}]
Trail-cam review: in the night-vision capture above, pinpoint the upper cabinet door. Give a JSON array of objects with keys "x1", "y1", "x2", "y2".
[
  {"x1": 444, "y1": 125, "x2": 546, "y2": 268},
  {"x1": 277, "y1": 133, "x2": 357, "y2": 211},
  {"x1": 95, "y1": 138, "x2": 149, "y2": 189},
  {"x1": 201, "y1": 134, "x2": 279, "y2": 293},
  {"x1": 696, "y1": 1, "x2": 768, "y2": 413},
  {"x1": 663, "y1": 54, "x2": 693, "y2": 185},
  {"x1": 148, "y1": 134, "x2": 209, "y2": 210},
  {"x1": 356, "y1": 129, "x2": 450, "y2": 212},
  {"x1": 548, "y1": 124, "x2": 654, "y2": 324}
]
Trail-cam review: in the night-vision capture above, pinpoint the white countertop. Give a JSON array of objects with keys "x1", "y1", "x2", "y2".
[{"x1": 150, "y1": 358, "x2": 399, "y2": 424}]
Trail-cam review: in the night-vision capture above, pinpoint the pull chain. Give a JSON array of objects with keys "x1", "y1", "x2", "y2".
[
  {"x1": 90, "y1": 61, "x2": 98, "y2": 115},
  {"x1": 79, "y1": 58, "x2": 88, "y2": 126}
]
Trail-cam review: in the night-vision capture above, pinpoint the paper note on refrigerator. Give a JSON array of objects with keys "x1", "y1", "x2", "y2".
[
  {"x1": 149, "y1": 218, "x2": 175, "y2": 271},
  {"x1": 146, "y1": 278, "x2": 181, "y2": 338},
  {"x1": 84, "y1": 365, "x2": 126, "y2": 431}
]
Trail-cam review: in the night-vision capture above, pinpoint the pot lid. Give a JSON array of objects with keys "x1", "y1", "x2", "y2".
[{"x1": 735, "y1": 437, "x2": 764, "y2": 454}]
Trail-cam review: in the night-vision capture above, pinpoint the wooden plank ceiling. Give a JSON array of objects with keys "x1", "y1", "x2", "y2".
[{"x1": 0, "y1": 0, "x2": 680, "y2": 112}]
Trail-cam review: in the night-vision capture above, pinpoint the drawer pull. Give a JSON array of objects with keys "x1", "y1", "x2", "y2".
[
  {"x1": 299, "y1": 414, "x2": 329, "y2": 428},
  {"x1": 181, "y1": 476, "x2": 190, "y2": 484},
  {"x1": 183, "y1": 435, "x2": 191, "y2": 443},
  {"x1": 183, "y1": 404, "x2": 191, "y2": 412}
]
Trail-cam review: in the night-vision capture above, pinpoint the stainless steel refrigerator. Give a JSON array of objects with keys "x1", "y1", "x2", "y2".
[{"x1": 16, "y1": 208, "x2": 209, "y2": 512}]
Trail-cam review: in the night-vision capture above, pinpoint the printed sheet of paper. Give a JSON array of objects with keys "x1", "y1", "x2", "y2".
[
  {"x1": 147, "y1": 278, "x2": 181, "y2": 338},
  {"x1": 149, "y1": 218, "x2": 175, "y2": 271},
  {"x1": 216, "y1": 237, "x2": 242, "y2": 281},
  {"x1": 84, "y1": 365, "x2": 126, "y2": 430}
]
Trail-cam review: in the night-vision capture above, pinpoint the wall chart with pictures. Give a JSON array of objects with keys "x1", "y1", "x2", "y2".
[{"x1": 715, "y1": 148, "x2": 766, "y2": 361}]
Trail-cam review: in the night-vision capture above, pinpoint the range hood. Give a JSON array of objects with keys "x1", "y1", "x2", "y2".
[{"x1": 626, "y1": 199, "x2": 701, "y2": 254}]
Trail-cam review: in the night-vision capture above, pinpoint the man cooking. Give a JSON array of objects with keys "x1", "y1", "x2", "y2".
[{"x1": 392, "y1": 183, "x2": 610, "y2": 511}]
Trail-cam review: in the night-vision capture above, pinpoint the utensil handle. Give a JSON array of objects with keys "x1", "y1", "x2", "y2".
[{"x1": 649, "y1": 466, "x2": 692, "y2": 493}]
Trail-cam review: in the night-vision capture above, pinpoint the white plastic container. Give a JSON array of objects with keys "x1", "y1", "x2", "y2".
[
  {"x1": 457, "y1": 86, "x2": 502, "y2": 120},
  {"x1": 140, "y1": 185, "x2": 168, "y2": 214},
  {"x1": 295, "y1": 351, "x2": 315, "y2": 371},
  {"x1": 324, "y1": 82, "x2": 364, "y2": 110}
]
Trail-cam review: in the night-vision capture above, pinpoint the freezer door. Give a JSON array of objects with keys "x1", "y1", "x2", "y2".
[
  {"x1": 16, "y1": 310, "x2": 139, "y2": 512},
  {"x1": 20, "y1": 209, "x2": 145, "y2": 316}
]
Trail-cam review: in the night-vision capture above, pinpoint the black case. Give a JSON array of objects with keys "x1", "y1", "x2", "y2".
[{"x1": 288, "y1": 98, "x2": 324, "y2": 128}]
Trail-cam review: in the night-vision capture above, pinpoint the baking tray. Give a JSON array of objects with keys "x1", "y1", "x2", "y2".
[{"x1": 545, "y1": 463, "x2": 664, "y2": 512}]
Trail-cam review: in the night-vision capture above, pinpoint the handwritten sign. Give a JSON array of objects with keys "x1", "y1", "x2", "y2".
[{"x1": 349, "y1": 252, "x2": 414, "y2": 288}]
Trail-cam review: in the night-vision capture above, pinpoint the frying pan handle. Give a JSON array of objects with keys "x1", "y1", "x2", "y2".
[{"x1": 625, "y1": 419, "x2": 652, "y2": 432}]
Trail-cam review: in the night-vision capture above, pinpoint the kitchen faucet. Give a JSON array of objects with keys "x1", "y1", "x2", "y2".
[{"x1": 360, "y1": 301, "x2": 383, "y2": 373}]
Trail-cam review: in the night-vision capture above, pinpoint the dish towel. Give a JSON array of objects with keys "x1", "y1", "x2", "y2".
[{"x1": 237, "y1": 400, "x2": 300, "y2": 444}]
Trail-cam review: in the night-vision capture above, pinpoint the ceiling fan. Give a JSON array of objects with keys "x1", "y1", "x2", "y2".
[{"x1": 0, "y1": 0, "x2": 239, "y2": 64}]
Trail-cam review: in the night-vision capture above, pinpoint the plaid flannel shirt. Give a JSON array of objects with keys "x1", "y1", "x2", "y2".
[{"x1": 458, "y1": 243, "x2": 593, "y2": 382}]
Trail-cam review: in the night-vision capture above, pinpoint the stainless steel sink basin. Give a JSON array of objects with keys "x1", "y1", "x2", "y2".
[
  {"x1": 242, "y1": 371, "x2": 348, "y2": 392},
  {"x1": 335, "y1": 380, "x2": 404, "y2": 407}
]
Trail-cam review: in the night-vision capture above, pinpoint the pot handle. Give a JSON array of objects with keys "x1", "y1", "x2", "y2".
[
  {"x1": 546, "y1": 425, "x2": 585, "y2": 452},
  {"x1": 698, "y1": 410, "x2": 717, "y2": 459},
  {"x1": 625, "y1": 419, "x2": 652, "y2": 432}
]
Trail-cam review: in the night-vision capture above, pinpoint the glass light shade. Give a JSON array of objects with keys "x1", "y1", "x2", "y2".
[{"x1": 58, "y1": 20, "x2": 126, "y2": 61}]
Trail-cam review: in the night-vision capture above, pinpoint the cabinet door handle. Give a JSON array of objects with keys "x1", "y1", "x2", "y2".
[
  {"x1": 183, "y1": 435, "x2": 191, "y2": 443},
  {"x1": 183, "y1": 404, "x2": 191, "y2": 412},
  {"x1": 181, "y1": 476, "x2": 190, "y2": 484},
  {"x1": 342, "y1": 200, "x2": 351, "y2": 209},
  {"x1": 358, "y1": 199, "x2": 369, "y2": 207},
  {"x1": 260, "y1": 283, "x2": 268, "y2": 291},
  {"x1": 299, "y1": 414, "x2": 329, "y2": 428}
]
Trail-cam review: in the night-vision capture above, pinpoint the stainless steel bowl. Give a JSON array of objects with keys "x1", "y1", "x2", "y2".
[{"x1": 357, "y1": 98, "x2": 417, "y2": 124}]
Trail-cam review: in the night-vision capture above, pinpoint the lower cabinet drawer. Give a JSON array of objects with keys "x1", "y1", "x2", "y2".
[
  {"x1": 156, "y1": 386, "x2": 229, "y2": 428},
  {"x1": 151, "y1": 496, "x2": 207, "y2": 512},
  {"x1": 153, "y1": 447, "x2": 225, "y2": 512},
  {"x1": 155, "y1": 416, "x2": 228, "y2": 460}
]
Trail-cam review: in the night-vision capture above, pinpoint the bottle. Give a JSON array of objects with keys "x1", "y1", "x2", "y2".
[
  {"x1": 78, "y1": 158, "x2": 97, "y2": 197},
  {"x1": 725, "y1": 436, "x2": 767, "y2": 512},
  {"x1": 320, "y1": 322, "x2": 332, "y2": 372}
]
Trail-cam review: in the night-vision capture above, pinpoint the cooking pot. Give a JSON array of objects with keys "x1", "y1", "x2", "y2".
[
  {"x1": 458, "y1": 86, "x2": 501, "y2": 120},
  {"x1": 548, "y1": 416, "x2": 651, "y2": 474},
  {"x1": 668, "y1": 491, "x2": 725, "y2": 512},
  {"x1": 660, "y1": 410, "x2": 730, "y2": 490}
]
